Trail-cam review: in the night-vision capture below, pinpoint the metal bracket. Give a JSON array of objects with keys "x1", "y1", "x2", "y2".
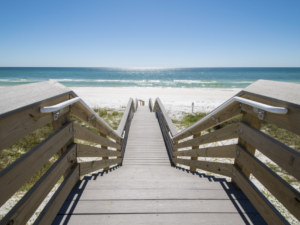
[
  {"x1": 87, "y1": 114, "x2": 95, "y2": 123},
  {"x1": 253, "y1": 108, "x2": 265, "y2": 120},
  {"x1": 53, "y1": 111, "x2": 60, "y2": 120},
  {"x1": 258, "y1": 110, "x2": 265, "y2": 120}
]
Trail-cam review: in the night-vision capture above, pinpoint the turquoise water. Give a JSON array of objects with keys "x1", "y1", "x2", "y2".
[{"x1": 0, "y1": 67, "x2": 299, "y2": 88}]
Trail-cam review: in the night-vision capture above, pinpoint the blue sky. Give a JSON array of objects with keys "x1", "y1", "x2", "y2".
[{"x1": 0, "y1": 0, "x2": 299, "y2": 67}]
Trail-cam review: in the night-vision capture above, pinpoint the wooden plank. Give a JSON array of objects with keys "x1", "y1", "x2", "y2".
[
  {"x1": 53, "y1": 213, "x2": 266, "y2": 225},
  {"x1": 236, "y1": 145, "x2": 300, "y2": 221},
  {"x1": 75, "y1": 180, "x2": 236, "y2": 190},
  {"x1": 190, "y1": 132, "x2": 200, "y2": 172},
  {"x1": 117, "y1": 98, "x2": 133, "y2": 135},
  {"x1": 241, "y1": 79, "x2": 300, "y2": 107},
  {"x1": 240, "y1": 93, "x2": 300, "y2": 136},
  {"x1": 0, "y1": 122, "x2": 73, "y2": 207},
  {"x1": 174, "y1": 123, "x2": 239, "y2": 149},
  {"x1": 58, "y1": 199, "x2": 258, "y2": 214},
  {"x1": 173, "y1": 102, "x2": 241, "y2": 142},
  {"x1": 79, "y1": 158, "x2": 122, "y2": 176},
  {"x1": 73, "y1": 123, "x2": 120, "y2": 149},
  {"x1": 174, "y1": 144, "x2": 236, "y2": 158},
  {"x1": 100, "y1": 132, "x2": 109, "y2": 171},
  {"x1": 239, "y1": 122, "x2": 300, "y2": 181},
  {"x1": 0, "y1": 144, "x2": 77, "y2": 225},
  {"x1": 231, "y1": 165, "x2": 289, "y2": 225},
  {"x1": 77, "y1": 144, "x2": 121, "y2": 157},
  {"x1": 70, "y1": 101, "x2": 121, "y2": 142},
  {"x1": 52, "y1": 111, "x2": 75, "y2": 178},
  {"x1": 153, "y1": 98, "x2": 178, "y2": 136},
  {"x1": 0, "y1": 95, "x2": 69, "y2": 152},
  {"x1": 235, "y1": 112, "x2": 262, "y2": 179},
  {"x1": 173, "y1": 158, "x2": 233, "y2": 177},
  {"x1": 67, "y1": 189, "x2": 248, "y2": 201},
  {"x1": 33, "y1": 164, "x2": 79, "y2": 225},
  {"x1": 0, "y1": 81, "x2": 75, "y2": 120}
]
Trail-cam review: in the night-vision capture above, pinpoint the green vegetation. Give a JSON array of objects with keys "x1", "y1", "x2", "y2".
[
  {"x1": 0, "y1": 107, "x2": 124, "y2": 194},
  {"x1": 172, "y1": 112, "x2": 242, "y2": 133}
]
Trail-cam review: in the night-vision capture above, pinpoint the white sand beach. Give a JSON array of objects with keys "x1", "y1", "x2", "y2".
[{"x1": 71, "y1": 87, "x2": 242, "y2": 118}]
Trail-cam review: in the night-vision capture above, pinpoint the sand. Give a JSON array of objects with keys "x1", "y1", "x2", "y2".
[{"x1": 71, "y1": 87, "x2": 242, "y2": 118}]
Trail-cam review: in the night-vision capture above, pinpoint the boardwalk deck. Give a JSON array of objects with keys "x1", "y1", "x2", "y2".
[{"x1": 53, "y1": 106, "x2": 266, "y2": 224}]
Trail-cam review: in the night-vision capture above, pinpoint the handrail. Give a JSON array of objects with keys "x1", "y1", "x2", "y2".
[
  {"x1": 40, "y1": 97, "x2": 121, "y2": 139},
  {"x1": 117, "y1": 98, "x2": 134, "y2": 135},
  {"x1": 135, "y1": 98, "x2": 138, "y2": 110},
  {"x1": 153, "y1": 98, "x2": 178, "y2": 136},
  {"x1": 149, "y1": 98, "x2": 153, "y2": 112},
  {"x1": 173, "y1": 96, "x2": 288, "y2": 140}
]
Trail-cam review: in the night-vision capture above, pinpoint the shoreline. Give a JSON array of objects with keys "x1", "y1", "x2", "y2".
[{"x1": 70, "y1": 87, "x2": 242, "y2": 117}]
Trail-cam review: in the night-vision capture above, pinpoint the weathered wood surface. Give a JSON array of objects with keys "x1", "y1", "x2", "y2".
[
  {"x1": 53, "y1": 214, "x2": 265, "y2": 225},
  {"x1": 174, "y1": 144, "x2": 236, "y2": 158},
  {"x1": 79, "y1": 158, "x2": 122, "y2": 176},
  {"x1": 153, "y1": 98, "x2": 178, "y2": 136},
  {"x1": 0, "y1": 81, "x2": 76, "y2": 120},
  {"x1": 73, "y1": 123, "x2": 120, "y2": 149},
  {"x1": 77, "y1": 143, "x2": 121, "y2": 157},
  {"x1": 236, "y1": 145, "x2": 300, "y2": 220},
  {"x1": 173, "y1": 102, "x2": 241, "y2": 142},
  {"x1": 70, "y1": 100, "x2": 121, "y2": 142},
  {"x1": 174, "y1": 123, "x2": 239, "y2": 149},
  {"x1": 239, "y1": 122, "x2": 300, "y2": 181},
  {"x1": 231, "y1": 165, "x2": 289, "y2": 225},
  {"x1": 0, "y1": 95, "x2": 69, "y2": 151},
  {"x1": 0, "y1": 144, "x2": 76, "y2": 225},
  {"x1": 54, "y1": 106, "x2": 266, "y2": 225},
  {"x1": 0, "y1": 122, "x2": 73, "y2": 207},
  {"x1": 173, "y1": 158, "x2": 233, "y2": 177},
  {"x1": 34, "y1": 165, "x2": 79, "y2": 225}
]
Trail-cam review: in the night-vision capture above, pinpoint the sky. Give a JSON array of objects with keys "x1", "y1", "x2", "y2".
[{"x1": 0, "y1": 0, "x2": 299, "y2": 67}]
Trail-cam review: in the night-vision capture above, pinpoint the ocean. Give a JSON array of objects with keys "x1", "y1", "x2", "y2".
[{"x1": 0, "y1": 67, "x2": 299, "y2": 88}]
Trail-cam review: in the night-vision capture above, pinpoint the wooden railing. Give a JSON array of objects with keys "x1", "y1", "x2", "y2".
[
  {"x1": 152, "y1": 80, "x2": 300, "y2": 225},
  {"x1": 0, "y1": 81, "x2": 136, "y2": 225}
]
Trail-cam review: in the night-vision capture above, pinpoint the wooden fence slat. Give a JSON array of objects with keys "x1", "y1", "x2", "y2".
[
  {"x1": 231, "y1": 165, "x2": 289, "y2": 225},
  {"x1": 73, "y1": 123, "x2": 121, "y2": 149},
  {"x1": 173, "y1": 158, "x2": 233, "y2": 177},
  {"x1": 241, "y1": 93, "x2": 300, "y2": 137},
  {"x1": 239, "y1": 122, "x2": 300, "y2": 181},
  {"x1": 0, "y1": 144, "x2": 76, "y2": 225},
  {"x1": 33, "y1": 164, "x2": 79, "y2": 225},
  {"x1": 236, "y1": 145, "x2": 300, "y2": 220},
  {"x1": 174, "y1": 123, "x2": 239, "y2": 149},
  {"x1": 117, "y1": 99, "x2": 133, "y2": 135},
  {"x1": 70, "y1": 102, "x2": 121, "y2": 141},
  {"x1": 70, "y1": 101, "x2": 121, "y2": 142},
  {"x1": 173, "y1": 144, "x2": 237, "y2": 158},
  {"x1": 0, "y1": 122, "x2": 73, "y2": 207},
  {"x1": 79, "y1": 158, "x2": 122, "y2": 176},
  {"x1": 173, "y1": 102, "x2": 241, "y2": 142},
  {"x1": 77, "y1": 143, "x2": 121, "y2": 157},
  {"x1": 0, "y1": 95, "x2": 69, "y2": 152}
]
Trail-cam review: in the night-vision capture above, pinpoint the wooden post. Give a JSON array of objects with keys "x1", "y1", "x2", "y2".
[
  {"x1": 100, "y1": 132, "x2": 109, "y2": 170},
  {"x1": 52, "y1": 113, "x2": 75, "y2": 177},
  {"x1": 190, "y1": 132, "x2": 200, "y2": 172},
  {"x1": 116, "y1": 140, "x2": 121, "y2": 166},
  {"x1": 233, "y1": 111, "x2": 262, "y2": 187},
  {"x1": 173, "y1": 141, "x2": 178, "y2": 166}
]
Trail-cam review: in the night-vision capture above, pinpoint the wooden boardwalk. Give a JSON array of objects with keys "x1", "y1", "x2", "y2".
[{"x1": 53, "y1": 106, "x2": 266, "y2": 224}]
